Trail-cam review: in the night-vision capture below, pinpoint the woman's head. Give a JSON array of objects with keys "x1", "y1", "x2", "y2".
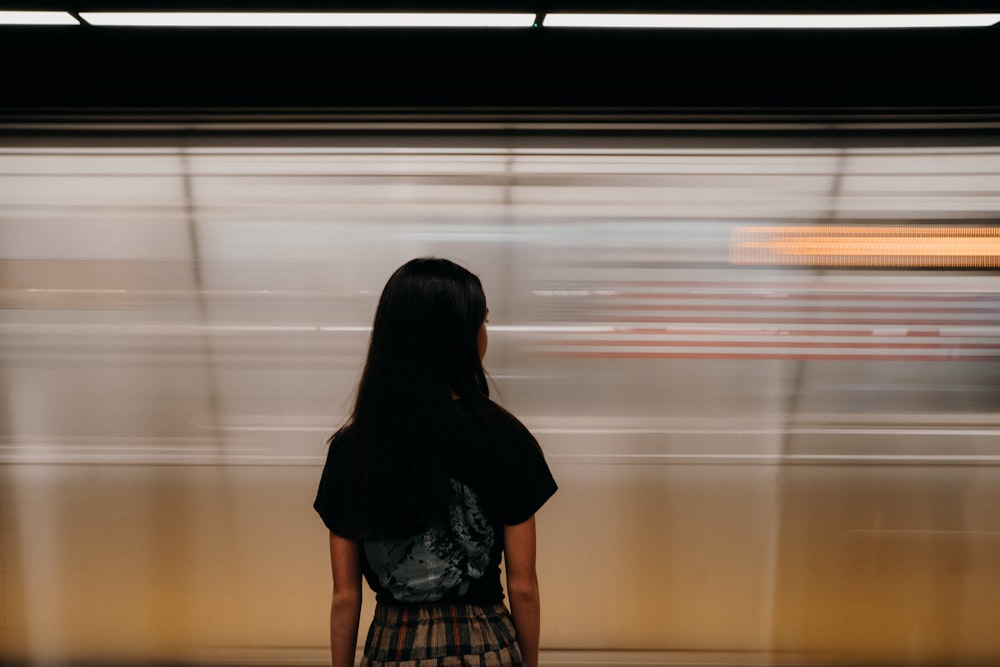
[
  {"x1": 333, "y1": 258, "x2": 491, "y2": 538},
  {"x1": 356, "y1": 258, "x2": 489, "y2": 412},
  {"x1": 333, "y1": 258, "x2": 540, "y2": 539}
]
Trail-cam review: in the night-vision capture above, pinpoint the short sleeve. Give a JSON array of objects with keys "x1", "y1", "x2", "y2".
[
  {"x1": 313, "y1": 432, "x2": 354, "y2": 537},
  {"x1": 498, "y1": 428, "x2": 557, "y2": 526}
]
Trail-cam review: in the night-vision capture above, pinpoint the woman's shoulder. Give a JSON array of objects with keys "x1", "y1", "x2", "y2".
[
  {"x1": 454, "y1": 397, "x2": 526, "y2": 432},
  {"x1": 488, "y1": 403, "x2": 541, "y2": 447},
  {"x1": 323, "y1": 423, "x2": 362, "y2": 467},
  {"x1": 476, "y1": 403, "x2": 557, "y2": 525},
  {"x1": 329, "y1": 422, "x2": 355, "y2": 445},
  {"x1": 456, "y1": 400, "x2": 544, "y2": 468}
]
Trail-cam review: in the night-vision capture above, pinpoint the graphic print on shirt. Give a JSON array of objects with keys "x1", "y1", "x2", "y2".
[{"x1": 364, "y1": 478, "x2": 493, "y2": 602}]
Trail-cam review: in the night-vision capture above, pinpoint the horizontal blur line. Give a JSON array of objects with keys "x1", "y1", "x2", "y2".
[
  {"x1": 608, "y1": 278, "x2": 1000, "y2": 288},
  {"x1": 536, "y1": 427, "x2": 1000, "y2": 436},
  {"x1": 160, "y1": 425, "x2": 1000, "y2": 437},
  {"x1": 494, "y1": 325, "x2": 618, "y2": 333},
  {"x1": 5, "y1": 147, "x2": 1000, "y2": 156},
  {"x1": 318, "y1": 326, "x2": 372, "y2": 332},
  {"x1": 217, "y1": 426, "x2": 332, "y2": 432},
  {"x1": 3, "y1": 451, "x2": 998, "y2": 466},
  {"x1": 21, "y1": 288, "x2": 302, "y2": 295},
  {"x1": 600, "y1": 303, "x2": 996, "y2": 314},
  {"x1": 542, "y1": 658, "x2": 834, "y2": 667},
  {"x1": 607, "y1": 291, "x2": 994, "y2": 302},
  {"x1": 849, "y1": 529, "x2": 1000, "y2": 536},
  {"x1": 0, "y1": 323, "x2": 366, "y2": 335},
  {"x1": 3, "y1": 320, "x2": 998, "y2": 337},
  {"x1": 543, "y1": 340, "x2": 1000, "y2": 350},
  {"x1": 217, "y1": 426, "x2": 1000, "y2": 436},
  {"x1": 546, "y1": 351, "x2": 1000, "y2": 361},
  {"x1": 732, "y1": 225, "x2": 1000, "y2": 268},
  {"x1": 0, "y1": 324, "x2": 618, "y2": 336},
  {"x1": 551, "y1": 454, "x2": 1000, "y2": 466},
  {"x1": 596, "y1": 316, "x2": 999, "y2": 326},
  {"x1": 546, "y1": 325, "x2": 1000, "y2": 336},
  {"x1": 555, "y1": 327, "x2": 1000, "y2": 337}
]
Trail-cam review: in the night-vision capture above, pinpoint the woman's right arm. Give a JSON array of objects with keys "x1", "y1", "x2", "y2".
[
  {"x1": 329, "y1": 531, "x2": 363, "y2": 667},
  {"x1": 504, "y1": 516, "x2": 541, "y2": 667}
]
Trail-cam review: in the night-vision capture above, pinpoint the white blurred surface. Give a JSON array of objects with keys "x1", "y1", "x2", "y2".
[{"x1": 1, "y1": 137, "x2": 999, "y2": 665}]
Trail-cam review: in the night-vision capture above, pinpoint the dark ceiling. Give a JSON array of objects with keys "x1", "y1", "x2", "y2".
[{"x1": 2, "y1": 2, "x2": 999, "y2": 126}]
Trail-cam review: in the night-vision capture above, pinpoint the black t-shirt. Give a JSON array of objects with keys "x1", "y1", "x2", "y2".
[{"x1": 313, "y1": 400, "x2": 557, "y2": 605}]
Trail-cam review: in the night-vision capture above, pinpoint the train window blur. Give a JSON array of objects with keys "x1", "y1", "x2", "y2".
[{"x1": 2, "y1": 137, "x2": 999, "y2": 666}]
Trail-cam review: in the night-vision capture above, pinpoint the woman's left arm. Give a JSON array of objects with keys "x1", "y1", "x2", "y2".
[
  {"x1": 328, "y1": 532, "x2": 363, "y2": 667},
  {"x1": 504, "y1": 516, "x2": 541, "y2": 667}
]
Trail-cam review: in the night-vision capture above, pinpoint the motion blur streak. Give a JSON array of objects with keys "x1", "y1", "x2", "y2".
[
  {"x1": 731, "y1": 225, "x2": 1000, "y2": 268},
  {"x1": 1, "y1": 135, "x2": 999, "y2": 666}
]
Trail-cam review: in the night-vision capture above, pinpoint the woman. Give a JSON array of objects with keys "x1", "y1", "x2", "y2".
[{"x1": 314, "y1": 258, "x2": 557, "y2": 667}]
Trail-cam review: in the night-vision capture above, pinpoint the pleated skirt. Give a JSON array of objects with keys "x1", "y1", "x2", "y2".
[{"x1": 360, "y1": 601, "x2": 524, "y2": 667}]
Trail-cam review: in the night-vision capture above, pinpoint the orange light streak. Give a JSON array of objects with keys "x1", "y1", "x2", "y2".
[{"x1": 731, "y1": 226, "x2": 1000, "y2": 268}]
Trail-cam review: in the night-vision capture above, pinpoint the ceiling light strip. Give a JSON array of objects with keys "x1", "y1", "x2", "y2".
[
  {"x1": 0, "y1": 11, "x2": 79, "y2": 25},
  {"x1": 542, "y1": 13, "x2": 1000, "y2": 29},
  {"x1": 11, "y1": 11, "x2": 998, "y2": 30},
  {"x1": 78, "y1": 12, "x2": 536, "y2": 28}
]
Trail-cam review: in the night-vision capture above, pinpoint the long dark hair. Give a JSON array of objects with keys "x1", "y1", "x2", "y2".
[{"x1": 332, "y1": 258, "x2": 495, "y2": 539}]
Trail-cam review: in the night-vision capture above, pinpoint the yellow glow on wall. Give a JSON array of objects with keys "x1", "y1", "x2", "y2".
[{"x1": 731, "y1": 226, "x2": 1000, "y2": 268}]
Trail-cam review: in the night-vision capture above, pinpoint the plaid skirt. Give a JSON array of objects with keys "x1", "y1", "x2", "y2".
[{"x1": 360, "y1": 601, "x2": 524, "y2": 667}]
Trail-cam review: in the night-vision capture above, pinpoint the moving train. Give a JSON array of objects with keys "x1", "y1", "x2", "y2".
[{"x1": 1, "y1": 127, "x2": 998, "y2": 665}]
